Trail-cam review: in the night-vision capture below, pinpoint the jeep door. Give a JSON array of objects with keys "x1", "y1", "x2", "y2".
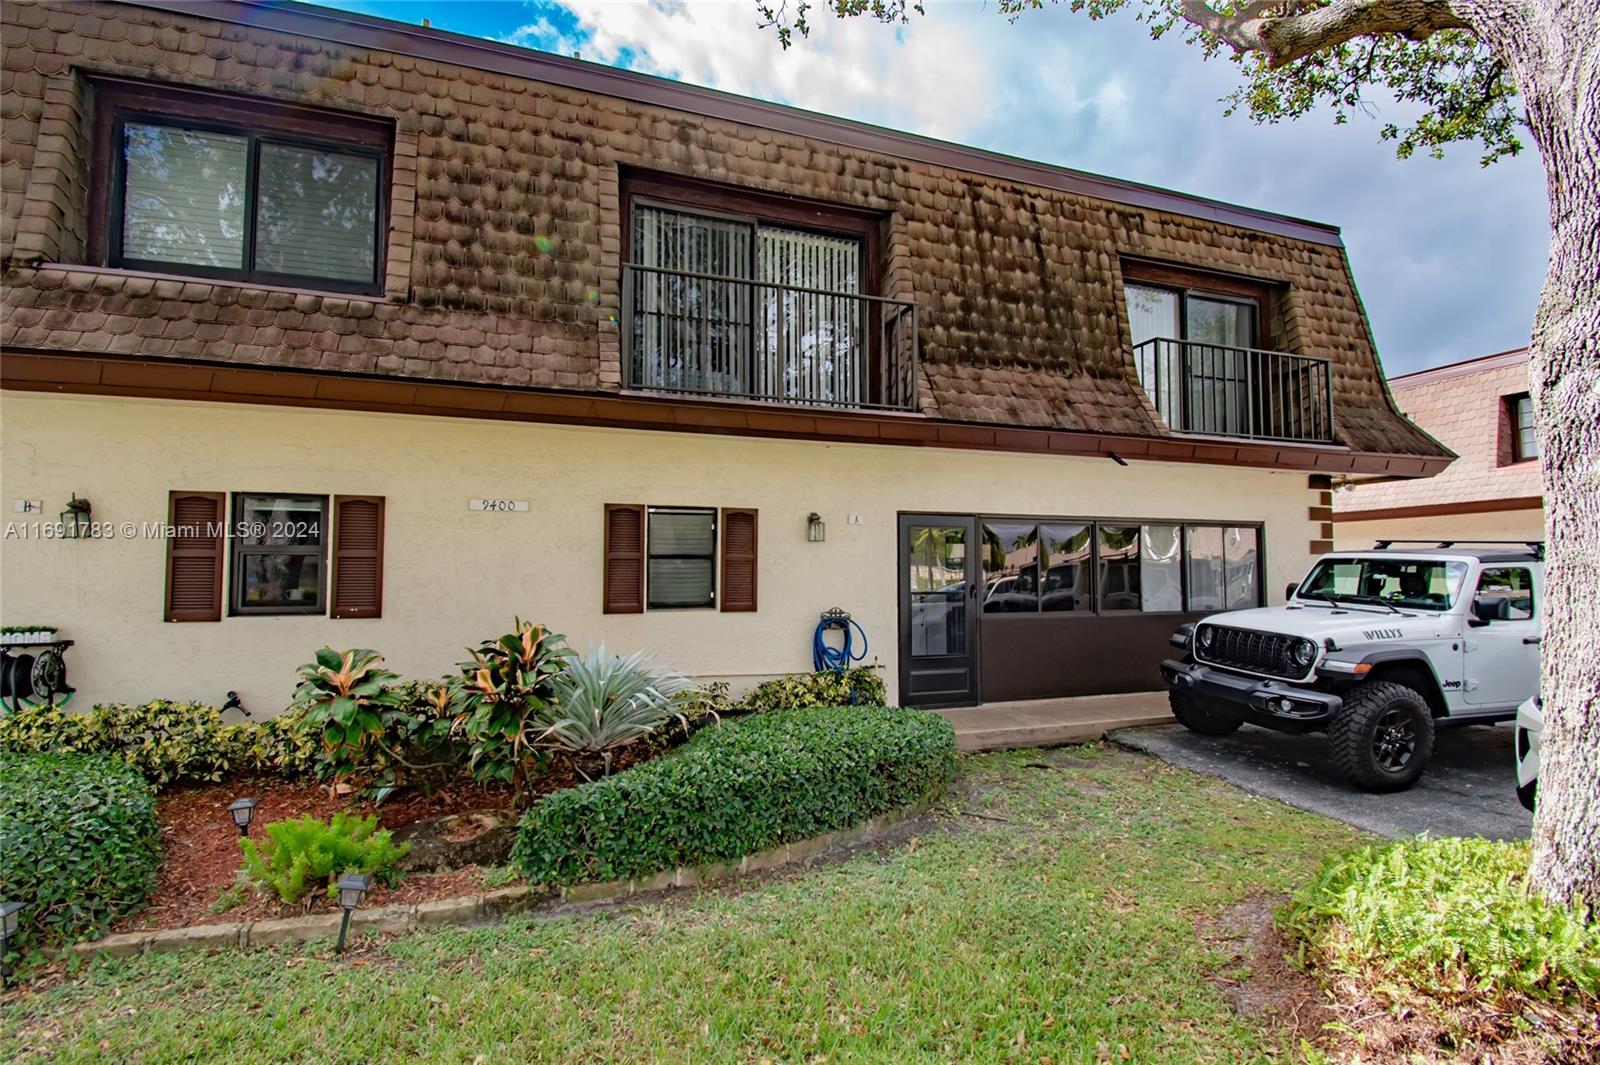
[{"x1": 1463, "y1": 565, "x2": 1542, "y2": 708}]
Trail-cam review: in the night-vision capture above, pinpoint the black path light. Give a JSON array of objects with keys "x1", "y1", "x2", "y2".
[
  {"x1": 227, "y1": 797, "x2": 257, "y2": 837},
  {"x1": 335, "y1": 873, "x2": 372, "y2": 953},
  {"x1": 1, "y1": 900, "x2": 23, "y2": 987}
]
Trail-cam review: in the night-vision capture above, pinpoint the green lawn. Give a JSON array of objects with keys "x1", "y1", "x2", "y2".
[{"x1": 4, "y1": 746, "x2": 1364, "y2": 1064}]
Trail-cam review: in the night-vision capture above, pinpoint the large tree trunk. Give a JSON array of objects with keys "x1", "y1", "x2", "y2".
[{"x1": 1464, "y1": 0, "x2": 1600, "y2": 907}]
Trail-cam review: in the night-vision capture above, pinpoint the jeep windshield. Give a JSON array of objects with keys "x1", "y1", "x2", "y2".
[{"x1": 1295, "y1": 557, "x2": 1469, "y2": 611}]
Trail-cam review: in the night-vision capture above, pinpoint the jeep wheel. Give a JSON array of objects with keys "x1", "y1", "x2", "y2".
[
  {"x1": 1328, "y1": 681, "x2": 1435, "y2": 791},
  {"x1": 1169, "y1": 690, "x2": 1242, "y2": 736}
]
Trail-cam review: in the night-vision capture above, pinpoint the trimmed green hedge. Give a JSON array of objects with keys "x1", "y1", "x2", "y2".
[
  {"x1": 0, "y1": 754, "x2": 162, "y2": 947},
  {"x1": 0, "y1": 700, "x2": 319, "y2": 788},
  {"x1": 512, "y1": 706, "x2": 955, "y2": 885}
]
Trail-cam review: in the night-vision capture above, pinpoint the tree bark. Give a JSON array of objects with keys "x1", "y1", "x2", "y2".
[
  {"x1": 1460, "y1": 0, "x2": 1600, "y2": 909},
  {"x1": 1181, "y1": 0, "x2": 1600, "y2": 909}
]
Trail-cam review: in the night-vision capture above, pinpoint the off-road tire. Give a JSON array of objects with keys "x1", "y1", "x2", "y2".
[
  {"x1": 1169, "y1": 689, "x2": 1242, "y2": 736},
  {"x1": 1328, "y1": 681, "x2": 1434, "y2": 792}
]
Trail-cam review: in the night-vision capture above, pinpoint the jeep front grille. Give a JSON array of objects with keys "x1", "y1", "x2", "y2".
[{"x1": 1195, "y1": 625, "x2": 1307, "y2": 679}]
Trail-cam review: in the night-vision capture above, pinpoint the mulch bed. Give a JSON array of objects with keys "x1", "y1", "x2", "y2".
[{"x1": 115, "y1": 746, "x2": 663, "y2": 934}]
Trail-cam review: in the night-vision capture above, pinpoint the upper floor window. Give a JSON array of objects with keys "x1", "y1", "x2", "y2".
[
  {"x1": 1506, "y1": 393, "x2": 1538, "y2": 462},
  {"x1": 621, "y1": 171, "x2": 914, "y2": 411},
  {"x1": 92, "y1": 78, "x2": 390, "y2": 294},
  {"x1": 1121, "y1": 259, "x2": 1331, "y2": 443}
]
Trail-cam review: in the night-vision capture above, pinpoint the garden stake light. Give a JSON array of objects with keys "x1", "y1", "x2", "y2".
[
  {"x1": 335, "y1": 873, "x2": 372, "y2": 953},
  {"x1": 228, "y1": 797, "x2": 257, "y2": 836},
  {"x1": 0, "y1": 901, "x2": 22, "y2": 987}
]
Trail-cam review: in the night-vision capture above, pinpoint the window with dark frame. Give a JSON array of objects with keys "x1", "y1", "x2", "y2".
[
  {"x1": 978, "y1": 517, "x2": 1260, "y2": 616},
  {"x1": 622, "y1": 171, "x2": 883, "y2": 407},
  {"x1": 646, "y1": 507, "x2": 718, "y2": 609},
  {"x1": 230, "y1": 494, "x2": 329, "y2": 616},
  {"x1": 1125, "y1": 279, "x2": 1260, "y2": 437},
  {"x1": 92, "y1": 79, "x2": 389, "y2": 294},
  {"x1": 1508, "y1": 393, "x2": 1538, "y2": 462}
]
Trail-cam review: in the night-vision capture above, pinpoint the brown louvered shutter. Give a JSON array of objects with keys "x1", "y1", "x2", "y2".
[
  {"x1": 604, "y1": 503, "x2": 645, "y2": 614},
  {"x1": 720, "y1": 508, "x2": 758, "y2": 612},
  {"x1": 165, "y1": 491, "x2": 224, "y2": 622},
  {"x1": 331, "y1": 495, "x2": 385, "y2": 619}
]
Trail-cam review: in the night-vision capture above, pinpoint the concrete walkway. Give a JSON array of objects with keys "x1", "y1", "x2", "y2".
[{"x1": 936, "y1": 692, "x2": 1171, "y2": 752}]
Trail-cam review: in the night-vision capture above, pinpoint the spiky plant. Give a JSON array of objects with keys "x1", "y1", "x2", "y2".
[{"x1": 536, "y1": 645, "x2": 694, "y2": 776}]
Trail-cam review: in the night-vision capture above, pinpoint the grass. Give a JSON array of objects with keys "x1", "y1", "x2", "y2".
[{"x1": 4, "y1": 746, "x2": 1363, "y2": 1064}]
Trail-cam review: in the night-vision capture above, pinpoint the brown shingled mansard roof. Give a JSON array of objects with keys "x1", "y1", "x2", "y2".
[{"x1": 17, "y1": 1, "x2": 1449, "y2": 470}]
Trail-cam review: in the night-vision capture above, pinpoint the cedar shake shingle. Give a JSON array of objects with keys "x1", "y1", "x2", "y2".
[{"x1": 0, "y1": 0, "x2": 1445, "y2": 461}]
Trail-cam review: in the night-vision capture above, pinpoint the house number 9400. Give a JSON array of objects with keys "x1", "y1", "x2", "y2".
[{"x1": 469, "y1": 499, "x2": 530, "y2": 513}]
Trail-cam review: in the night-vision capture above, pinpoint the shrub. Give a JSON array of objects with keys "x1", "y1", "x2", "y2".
[
  {"x1": 449, "y1": 618, "x2": 573, "y2": 801},
  {"x1": 0, "y1": 754, "x2": 162, "y2": 947},
  {"x1": 536, "y1": 646, "x2": 694, "y2": 773},
  {"x1": 512, "y1": 706, "x2": 956, "y2": 885},
  {"x1": 0, "y1": 700, "x2": 318, "y2": 788},
  {"x1": 289, "y1": 649, "x2": 456, "y2": 792},
  {"x1": 1280, "y1": 836, "x2": 1600, "y2": 1006},
  {"x1": 240, "y1": 812, "x2": 410, "y2": 904},
  {"x1": 675, "y1": 680, "x2": 731, "y2": 719},
  {"x1": 735, "y1": 668, "x2": 887, "y2": 713}
]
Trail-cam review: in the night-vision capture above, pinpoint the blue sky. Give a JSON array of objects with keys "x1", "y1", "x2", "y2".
[{"x1": 325, "y1": 0, "x2": 1549, "y2": 376}]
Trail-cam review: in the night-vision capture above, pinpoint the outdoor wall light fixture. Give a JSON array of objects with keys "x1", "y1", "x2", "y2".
[
  {"x1": 228, "y1": 797, "x2": 258, "y2": 837},
  {"x1": 335, "y1": 873, "x2": 373, "y2": 953},
  {"x1": 807, "y1": 513, "x2": 826, "y2": 542},
  {"x1": 60, "y1": 495, "x2": 92, "y2": 538},
  {"x1": 0, "y1": 900, "x2": 23, "y2": 987}
]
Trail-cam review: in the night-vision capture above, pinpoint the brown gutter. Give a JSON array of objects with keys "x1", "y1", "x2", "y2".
[
  {"x1": 1333, "y1": 497, "x2": 1545, "y2": 522},
  {"x1": 114, "y1": 0, "x2": 1344, "y2": 247},
  {"x1": 1, "y1": 350, "x2": 1451, "y2": 479}
]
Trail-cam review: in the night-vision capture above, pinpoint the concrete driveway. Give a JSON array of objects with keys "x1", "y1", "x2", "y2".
[{"x1": 1108, "y1": 721, "x2": 1532, "y2": 840}]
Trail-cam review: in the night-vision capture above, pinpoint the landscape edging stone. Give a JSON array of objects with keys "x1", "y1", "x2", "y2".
[{"x1": 65, "y1": 796, "x2": 933, "y2": 960}]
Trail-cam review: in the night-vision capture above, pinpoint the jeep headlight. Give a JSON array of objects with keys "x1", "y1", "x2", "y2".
[
  {"x1": 1197, "y1": 625, "x2": 1213, "y2": 650},
  {"x1": 1291, "y1": 639, "x2": 1317, "y2": 669}
]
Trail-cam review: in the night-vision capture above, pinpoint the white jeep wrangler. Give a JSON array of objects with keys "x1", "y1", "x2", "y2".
[{"x1": 1161, "y1": 542, "x2": 1543, "y2": 791}]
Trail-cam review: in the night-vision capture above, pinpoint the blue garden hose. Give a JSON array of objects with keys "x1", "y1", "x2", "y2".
[{"x1": 813, "y1": 609, "x2": 868, "y2": 676}]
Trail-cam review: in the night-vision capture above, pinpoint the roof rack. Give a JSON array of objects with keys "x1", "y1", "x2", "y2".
[{"x1": 1371, "y1": 540, "x2": 1545, "y2": 562}]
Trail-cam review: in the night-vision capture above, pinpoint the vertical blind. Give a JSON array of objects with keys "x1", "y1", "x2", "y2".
[
  {"x1": 631, "y1": 204, "x2": 865, "y2": 404},
  {"x1": 1125, "y1": 283, "x2": 1179, "y2": 419}
]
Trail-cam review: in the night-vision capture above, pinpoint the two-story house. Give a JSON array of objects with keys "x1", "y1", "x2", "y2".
[
  {"x1": 1335, "y1": 347, "x2": 1543, "y2": 549},
  {"x1": 0, "y1": 0, "x2": 1450, "y2": 714}
]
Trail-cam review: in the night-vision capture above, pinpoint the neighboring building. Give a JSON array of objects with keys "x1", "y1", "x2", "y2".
[
  {"x1": 0, "y1": 0, "x2": 1449, "y2": 713},
  {"x1": 1334, "y1": 348, "x2": 1543, "y2": 551}
]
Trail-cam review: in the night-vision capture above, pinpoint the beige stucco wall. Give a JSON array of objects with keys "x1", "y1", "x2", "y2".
[
  {"x1": 2, "y1": 392, "x2": 1319, "y2": 713},
  {"x1": 1334, "y1": 509, "x2": 1547, "y2": 552}
]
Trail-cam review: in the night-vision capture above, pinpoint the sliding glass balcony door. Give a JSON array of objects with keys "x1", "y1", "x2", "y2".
[{"x1": 629, "y1": 203, "x2": 865, "y2": 405}]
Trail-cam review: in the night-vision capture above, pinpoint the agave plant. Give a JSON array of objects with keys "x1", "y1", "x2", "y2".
[
  {"x1": 448, "y1": 618, "x2": 573, "y2": 799},
  {"x1": 536, "y1": 645, "x2": 694, "y2": 776}
]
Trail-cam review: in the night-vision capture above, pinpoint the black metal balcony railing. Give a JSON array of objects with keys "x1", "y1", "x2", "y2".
[
  {"x1": 622, "y1": 263, "x2": 919, "y2": 412},
  {"x1": 1133, "y1": 338, "x2": 1335, "y2": 443}
]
